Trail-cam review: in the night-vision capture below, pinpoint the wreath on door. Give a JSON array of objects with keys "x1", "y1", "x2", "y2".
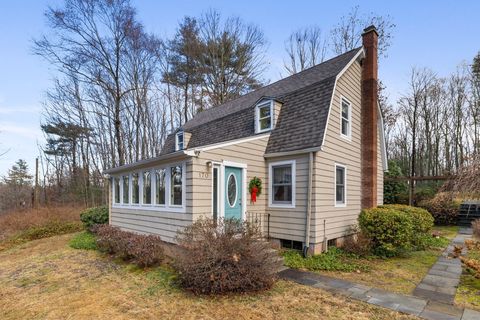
[{"x1": 248, "y1": 176, "x2": 262, "y2": 203}]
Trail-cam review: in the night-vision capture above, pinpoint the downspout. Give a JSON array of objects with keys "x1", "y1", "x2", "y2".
[{"x1": 303, "y1": 151, "x2": 314, "y2": 257}]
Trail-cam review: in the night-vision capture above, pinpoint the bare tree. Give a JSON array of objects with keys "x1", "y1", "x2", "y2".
[
  {"x1": 330, "y1": 5, "x2": 396, "y2": 57},
  {"x1": 283, "y1": 26, "x2": 328, "y2": 75}
]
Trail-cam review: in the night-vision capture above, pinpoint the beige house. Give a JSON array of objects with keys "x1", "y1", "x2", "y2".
[{"x1": 105, "y1": 26, "x2": 387, "y2": 254}]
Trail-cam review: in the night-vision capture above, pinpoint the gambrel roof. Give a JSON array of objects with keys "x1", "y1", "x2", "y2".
[{"x1": 160, "y1": 47, "x2": 363, "y2": 156}]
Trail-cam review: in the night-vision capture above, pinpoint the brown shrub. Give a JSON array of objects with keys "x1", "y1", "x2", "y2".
[
  {"x1": 465, "y1": 239, "x2": 480, "y2": 251},
  {"x1": 472, "y1": 219, "x2": 480, "y2": 239},
  {"x1": 460, "y1": 256, "x2": 480, "y2": 278},
  {"x1": 94, "y1": 225, "x2": 164, "y2": 267},
  {"x1": 174, "y1": 218, "x2": 282, "y2": 295},
  {"x1": 342, "y1": 226, "x2": 372, "y2": 256},
  {"x1": 418, "y1": 192, "x2": 460, "y2": 225},
  {"x1": 0, "y1": 206, "x2": 83, "y2": 241}
]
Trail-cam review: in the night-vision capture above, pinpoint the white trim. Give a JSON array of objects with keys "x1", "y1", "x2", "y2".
[
  {"x1": 340, "y1": 95, "x2": 352, "y2": 141},
  {"x1": 268, "y1": 160, "x2": 296, "y2": 209},
  {"x1": 112, "y1": 162, "x2": 187, "y2": 213},
  {"x1": 255, "y1": 100, "x2": 274, "y2": 133},
  {"x1": 226, "y1": 172, "x2": 238, "y2": 208},
  {"x1": 378, "y1": 102, "x2": 389, "y2": 172},
  {"x1": 200, "y1": 133, "x2": 270, "y2": 152},
  {"x1": 321, "y1": 48, "x2": 364, "y2": 149},
  {"x1": 211, "y1": 165, "x2": 221, "y2": 221},
  {"x1": 334, "y1": 163, "x2": 347, "y2": 207},
  {"x1": 264, "y1": 147, "x2": 321, "y2": 158},
  {"x1": 221, "y1": 162, "x2": 247, "y2": 221}
]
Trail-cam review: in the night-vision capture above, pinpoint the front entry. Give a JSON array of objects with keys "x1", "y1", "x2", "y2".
[{"x1": 224, "y1": 166, "x2": 243, "y2": 220}]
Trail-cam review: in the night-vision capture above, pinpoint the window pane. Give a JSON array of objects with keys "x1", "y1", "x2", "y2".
[
  {"x1": 132, "y1": 173, "x2": 139, "y2": 204},
  {"x1": 273, "y1": 166, "x2": 292, "y2": 184},
  {"x1": 336, "y1": 167, "x2": 345, "y2": 204},
  {"x1": 259, "y1": 117, "x2": 271, "y2": 130},
  {"x1": 114, "y1": 177, "x2": 120, "y2": 204},
  {"x1": 143, "y1": 171, "x2": 151, "y2": 204},
  {"x1": 342, "y1": 102, "x2": 349, "y2": 119},
  {"x1": 176, "y1": 132, "x2": 184, "y2": 150},
  {"x1": 122, "y1": 175, "x2": 129, "y2": 204},
  {"x1": 273, "y1": 185, "x2": 292, "y2": 202},
  {"x1": 171, "y1": 165, "x2": 182, "y2": 206},
  {"x1": 259, "y1": 105, "x2": 271, "y2": 118},
  {"x1": 227, "y1": 174, "x2": 237, "y2": 207},
  {"x1": 155, "y1": 169, "x2": 166, "y2": 205},
  {"x1": 342, "y1": 118, "x2": 349, "y2": 135}
]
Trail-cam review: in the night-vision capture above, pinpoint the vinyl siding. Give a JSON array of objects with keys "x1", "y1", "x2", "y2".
[
  {"x1": 110, "y1": 159, "x2": 194, "y2": 243},
  {"x1": 266, "y1": 154, "x2": 313, "y2": 243},
  {"x1": 314, "y1": 60, "x2": 362, "y2": 241},
  {"x1": 377, "y1": 127, "x2": 384, "y2": 205}
]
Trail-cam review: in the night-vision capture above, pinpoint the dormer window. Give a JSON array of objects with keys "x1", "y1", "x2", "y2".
[
  {"x1": 255, "y1": 101, "x2": 273, "y2": 133},
  {"x1": 175, "y1": 131, "x2": 184, "y2": 151}
]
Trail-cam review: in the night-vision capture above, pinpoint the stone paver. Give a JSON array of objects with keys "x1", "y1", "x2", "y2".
[
  {"x1": 413, "y1": 228, "x2": 472, "y2": 305},
  {"x1": 278, "y1": 227, "x2": 479, "y2": 320}
]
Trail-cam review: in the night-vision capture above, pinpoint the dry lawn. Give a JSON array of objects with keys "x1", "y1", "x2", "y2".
[
  {"x1": 0, "y1": 234, "x2": 418, "y2": 320},
  {"x1": 0, "y1": 206, "x2": 83, "y2": 241}
]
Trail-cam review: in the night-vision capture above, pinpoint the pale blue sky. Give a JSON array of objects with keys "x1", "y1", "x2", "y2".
[{"x1": 0, "y1": 0, "x2": 479, "y2": 176}]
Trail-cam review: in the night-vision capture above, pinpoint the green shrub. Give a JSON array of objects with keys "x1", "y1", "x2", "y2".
[
  {"x1": 93, "y1": 224, "x2": 164, "y2": 267},
  {"x1": 282, "y1": 248, "x2": 369, "y2": 272},
  {"x1": 359, "y1": 207, "x2": 415, "y2": 257},
  {"x1": 419, "y1": 192, "x2": 460, "y2": 225},
  {"x1": 384, "y1": 160, "x2": 409, "y2": 204},
  {"x1": 69, "y1": 231, "x2": 97, "y2": 250},
  {"x1": 80, "y1": 206, "x2": 109, "y2": 229},
  {"x1": 174, "y1": 218, "x2": 281, "y2": 295},
  {"x1": 380, "y1": 205, "x2": 434, "y2": 234}
]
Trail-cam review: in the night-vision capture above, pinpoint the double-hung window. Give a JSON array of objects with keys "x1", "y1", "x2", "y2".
[
  {"x1": 269, "y1": 160, "x2": 295, "y2": 208},
  {"x1": 335, "y1": 164, "x2": 346, "y2": 206},
  {"x1": 256, "y1": 101, "x2": 273, "y2": 133},
  {"x1": 341, "y1": 98, "x2": 351, "y2": 138},
  {"x1": 175, "y1": 131, "x2": 184, "y2": 151}
]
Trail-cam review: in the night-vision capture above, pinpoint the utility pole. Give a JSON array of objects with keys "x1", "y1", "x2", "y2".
[{"x1": 34, "y1": 157, "x2": 39, "y2": 209}]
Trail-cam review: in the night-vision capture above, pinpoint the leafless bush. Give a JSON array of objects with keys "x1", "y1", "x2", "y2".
[
  {"x1": 94, "y1": 225, "x2": 165, "y2": 268},
  {"x1": 342, "y1": 226, "x2": 372, "y2": 256},
  {"x1": 174, "y1": 218, "x2": 281, "y2": 295}
]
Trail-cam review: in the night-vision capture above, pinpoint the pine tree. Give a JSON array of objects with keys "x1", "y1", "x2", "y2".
[{"x1": 3, "y1": 159, "x2": 32, "y2": 187}]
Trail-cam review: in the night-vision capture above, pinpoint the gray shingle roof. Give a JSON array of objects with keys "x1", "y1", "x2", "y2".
[{"x1": 160, "y1": 47, "x2": 361, "y2": 155}]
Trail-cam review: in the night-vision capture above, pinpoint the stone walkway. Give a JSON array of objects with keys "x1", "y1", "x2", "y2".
[
  {"x1": 413, "y1": 228, "x2": 472, "y2": 304},
  {"x1": 278, "y1": 228, "x2": 479, "y2": 320}
]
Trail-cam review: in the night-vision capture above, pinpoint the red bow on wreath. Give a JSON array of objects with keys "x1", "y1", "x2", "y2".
[{"x1": 251, "y1": 186, "x2": 258, "y2": 203}]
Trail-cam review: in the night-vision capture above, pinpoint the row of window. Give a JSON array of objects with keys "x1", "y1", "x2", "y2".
[
  {"x1": 112, "y1": 164, "x2": 184, "y2": 208},
  {"x1": 269, "y1": 161, "x2": 346, "y2": 207}
]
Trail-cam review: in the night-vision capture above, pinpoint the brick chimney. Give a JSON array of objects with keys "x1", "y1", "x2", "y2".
[{"x1": 361, "y1": 25, "x2": 378, "y2": 209}]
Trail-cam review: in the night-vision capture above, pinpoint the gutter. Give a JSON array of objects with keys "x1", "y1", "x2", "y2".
[
  {"x1": 103, "y1": 149, "x2": 196, "y2": 175},
  {"x1": 303, "y1": 151, "x2": 314, "y2": 257}
]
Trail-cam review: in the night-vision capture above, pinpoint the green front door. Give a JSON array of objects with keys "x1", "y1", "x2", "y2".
[{"x1": 224, "y1": 166, "x2": 243, "y2": 220}]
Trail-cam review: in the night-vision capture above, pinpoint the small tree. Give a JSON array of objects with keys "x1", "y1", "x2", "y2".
[
  {"x1": 384, "y1": 160, "x2": 408, "y2": 204},
  {"x1": 1, "y1": 159, "x2": 33, "y2": 211}
]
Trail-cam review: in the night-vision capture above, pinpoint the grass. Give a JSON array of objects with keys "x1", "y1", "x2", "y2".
[
  {"x1": 455, "y1": 237, "x2": 480, "y2": 311},
  {"x1": 0, "y1": 234, "x2": 419, "y2": 320},
  {"x1": 285, "y1": 226, "x2": 458, "y2": 295},
  {"x1": 69, "y1": 231, "x2": 97, "y2": 250}
]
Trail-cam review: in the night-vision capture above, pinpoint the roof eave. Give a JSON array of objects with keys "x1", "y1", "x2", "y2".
[{"x1": 103, "y1": 150, "x2": 195, "y2": 175}]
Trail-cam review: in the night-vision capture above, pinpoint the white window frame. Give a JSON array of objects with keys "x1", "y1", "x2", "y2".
[
  {"x1": 175, "y1": 131, "x2": 184, "y2": 151},
  {"x1": 255, "y1": 100, "x2": 274, "y2": 133},
  {"x1": 334, "y1": 163, "x2": 347, "y2": 207},
  {"x1": 112, "y1": 176, "x2": 121, "y2": 205},
  {"x1": 340, "y1": 96, "x2": 352, "y2": 140},
  {"x1": 112, "y1": 162, "x2": 186, "y2": 213},
  {"x1": 268, "y1": 160, "x2": 296, "y2": 208},
  {"x1": 153, "y1": 167, "x2": 167, "y2": 207}
]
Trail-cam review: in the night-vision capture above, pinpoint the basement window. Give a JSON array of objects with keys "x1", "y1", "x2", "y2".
[{"x1": 280, "y1": 239, "x2": 303, "y2": 251}]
